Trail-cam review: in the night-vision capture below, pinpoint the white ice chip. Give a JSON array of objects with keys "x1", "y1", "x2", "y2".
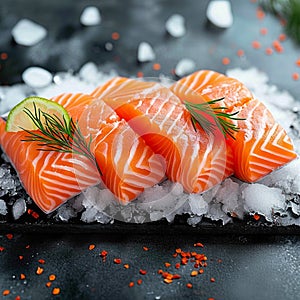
[
  {"x1": 12, "y1": 19, "x2": 47, "y2": 46},
  {"x1": 80, "y1": 6, "x2": 101, "y2": 26},
  {"x1": 137, "y1": 42, "x2": 156, "y2": 62},
  {"x1": 22, "y1": 67, "x2": 53, "y2": 88},
  {"x1": 206, "y1": 0, "x2": 233, "y2": 28},
  {"x1": 175, "y1": 58, "x2": 196, "y2": 77},
  {"x1": 165, "y1": 14, "x2": 186, "y2": 38}
]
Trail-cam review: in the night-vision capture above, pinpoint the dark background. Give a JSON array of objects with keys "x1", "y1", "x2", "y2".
[{"x1": 1, "y1": 0, "x2": 300, "y2": 299}]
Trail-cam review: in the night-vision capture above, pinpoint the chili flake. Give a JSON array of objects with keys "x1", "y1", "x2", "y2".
[
  {"x1": 164, "y1": 262, "x2": 171, "y2": 268},
  {"x1": 52, "y1": 287, "x2": 60, "y2": 295},
  {"x1": 113, "y1": 258, "x2": 122, "y2": 264},
  {"x1": 124, "y1": 264, "x2": 130, "y2": 269},
  {"x1": 152, "y1": 63, "x2": 161, "y2": 71},
  {"x1": 139, "y1": 269, "x2": 147, "y2": 275},
  {"x1": 15, "y1": 296, "x2": 21, "y2": 300},
  {"x1": 175, "y1": 263, "x2": 180, "y2": 269},
  {"x1": 89, "y1": 244, "x2": 95, "y2": 251},
  {"x1": 0, "y1": 246, "x2": 4, "y2": 252},
  {"x1": 191, "y1": 270, "x2": 198, "y2": 277},
  {"x1": 253, "y1": 213, "x2": 260, "y2": 221},
  {"x1": 128, "y1": 282, "x2": 134, "y2": 288},
  {"x1": 172, "y1": 274, "x2": 181, "y2": 279},
  {"x1": 0, "y1": 53, "x2": 8, "y2": 60},
  {"x1": 2, "y1": 289, "x2": 10, "y2": 296},
  {"x1": 6, "y1": 233, "x2": 13, "y2": 240},
  {"x1": 194, "y1": 242, "x2": 204, "y2": 248},
  {"x1": 260, "y1": 28, "x2": 268, "y2": 35},
  {"x1": 210, "y1": 277, "x2": 216, "y2": 282},
  {"x1": 265, "y1": 48, "x2": 273, "y2": 55},
  {"x1": 137, "y1": 71, "x2": 144, "y2": 78},
  {"x1": 46, "y1": 282, "x2": 52, "y2": 288},
  {"x1": 278, "y1": 33, "x2": 286, "y2": 42},
  {"x1": 222, "y1": 57, "x2": 230, "y2": 65},
  {"x1": 163, "y1": 278, "x2": 173, "y2": 284},
  {"x1": 137, "y1": 279, "x2": 143, "y2": 285},
  {"x1": 19, "y1": 256, "x2": 23, "y2": 260},
  {"x1": 186, "y1": 283, "x2": 193, "y2": 289},
  {"x1": 100, "y1": 250, "x2": 108, "y2": 257},
  {"x1": 296, "y1": 59, "x2": 300, "y2": 67},
  {"x1": 237, "y1": 49, "x2": 245, "y2": 57},
  {"x1": 38, "y1": 259, "x2": 45, "y2": 264},
  {"x1": 252, "y1": 40, "x2": 261, "y2": 49},
  {"x1": 20, "y1": 273, "x2": 26, "y2": 280},
  {"x1": 36, "y1": 266, "x2": 44, "y2": 275},
  {"x1": 49, "y1": 274, "x2": 56, "y2": 281},
  {"x1": 111, "y1": 32, "x2": 120, "y2": 40},
  {"x1": 292, "y1": 72, "x2": 299, "y2": 81}
]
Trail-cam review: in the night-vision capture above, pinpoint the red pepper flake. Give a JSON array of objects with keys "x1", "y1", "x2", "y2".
[
  {"x1": 172, "y1": 253, "x2": 178, "y2": 258},
  {"x1": 186, "y1": 283, "x2": 193, "y2": 289},
  {"x1": 46, "y1": 282, "x2": 52, "y2": 288},
  {"x1": 124, "y1": 264, "x2": 130, "y2": 269},
  {"x1": 278, "y1": 33, "x2": 286, "y2": 42},
  {"x1": 19, "y1": 255, "x2": 23, "y2": 260},
  {"x1": 111, "y1": 32, "x2": 120, "y2": 40},
  {"x1": 217, "y1": 259, "x2": 223, "y2": 263},
  {"x1": 52, "y1": 287, "x2": 60, "y2": 295},
  {"x1": 164, "y1": 262, "x2": 171, "y2": 268},
  {"x1": 292, "y1": 73, "x2": 299, "y2": 81},
  {"x1": 2, "y1": 290, "x2": 10, "y2": 296},
  {"x1": 89, "y1": 244, "x2": 95, "y2": 251},
  {"x1": 272, "y1": 40, "x2": 284, "y2": 53},
  {"x1": 143, "y1": 246, "x2": 149, "y2": 251},
  {"x1": 139, "y1": 269, "x2": 147, "y2": 275},
  {"x1": 38, "y1": 259, "x2": 45, "y2": 264},
  {"x1": 181, "y1": 257, "x2": 188, "y2": 265},
  {"x1": 137, "y1": 71, "x2": 144, "y2": 78},
  {"x1": 256, "y1": 8, "x2": 265, "y2": 20},
  {"x1": 163, "y1": 278, "x2": 173, "y2": 284},
  {"x1": 137, "y1": 279, "x2": 143, "y2": 285},
  {"x1": 208, "y1": 298, "x2": 215, "y2": 300},
  {"x1": 152, "y1": 63, "x2": 161, "y2": 71},
  {"x1": 0, "y1": 246, "x2": 4, "y2": 252},
  {"x1": 222, "y1": 57, "x2": 230, "y2": 65},
  {"x1": 194, "y1": 242, "x2": 204, "y2": 248},
  {"x1": 296, "y1": 59, "x2": 300, "y2": 67},
  {"x1": 36, "y1": 266, "x2": 44, "y2": 275},
  {"x1": 0, "y1": 53, "x2": 8, "y2": 60},
  {"x1": 6, "y1": 233, "x2": 13, "y2": 240},
  {"x1": 20, "y1": 273, "x2": 26, "y2": 280},
  {"x1": 25, "y1": 245, "x2": 30, "y2": 249},
  {"x1": 113, "y1": 258, "x2": 122, "y2": 264},
  {"x1": 265, "y1": 48, "x2": 273, "y2": 55},
  {"x1": 253, "y1": 213, "x2": 260, "y2": 221},
  {"x1": 175, "y1": 248, "x2": 182, "y2": 253},
  {"x1": 210, "y1": 277, "x2": 216, "y2": 282},
  {"x1": 100, "y1": 250, "x2": 108, "y2": 257},
  {"x1": 199, "y1": 269, "x2": 204, "y2": 274},
  {"x1": 191, "y1": 270, "x2": 198, "y2": 277},
  {"x1": 128, "y1": 282, "x2": 134, "y2": 288},
  {"x1": 49, "y1": 274, "x2": 56, "y2": 281},
  {"x1": 157, "y1": 269, "x2": 163, "y2": 274},
  {"x1": 175, "y1": 263, "x2": 180, "y2": 269},
  {"x1": 237, "y1": 49, "x2": 244, "y2": 57},
  {"x1": 31, "y1": 211, "x2": 39, "y2": 219},
  {"x1": 252, "y1": 40, "x2": 261, "y2": 49},
  {"x1": 15, "y1": 296, "x2": 21, "y2": 300},
  {"x1": 260, "y1": 27, "x2": 268, "y2": 35},
  {"x1": 172, "y1": 274, "x2": 181, "y2": 279}
]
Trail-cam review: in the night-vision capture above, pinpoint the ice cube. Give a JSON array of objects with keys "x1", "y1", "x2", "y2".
[
  {"x1": 12, "y1": 19, "x2": 47, "y2": 46},
  {"x1": 0, "y1": 199, "x2": 7, "y2": 215},
  {"x1": 22, "y1": 67, "x2": 53, "y2": 88},
  {"x1": 188, "y1": 194, "x2": 208, "y2": 216},
  {"x1": 165, "y1": 14, "x2": 186, "y2": 38},
  {"x1": 242, "y1": 183, "x2": 286, "y2": 222},
  {"x1": 206, "y1": 0, "x2": 233, "y2": 28},
  {"x1": 137, "y1": 42, "x2": 156, "y2": 62},
  {"x1": 206, "y1": 202, "x2": 232, "y2": 225},
  {"x1": 80, "y1": 6, "x2": 101, "y2": 26},
  {"x1": 12, "y1": 198, "x2": 26, "y2": 220},
  {"x1": 187, "y1": 215, "x2": 203, "y2": 226},
  {"x1": 175, "y1": 58, "x2": 196, "y2": 77},
  {"x1": 79, "y1": 62, "x2": 99, "y2": 84}
]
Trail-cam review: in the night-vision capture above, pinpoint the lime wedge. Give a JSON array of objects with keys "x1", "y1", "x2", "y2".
[{"x1": 5, "y1": 96, "x2": 70, "y2": 132}]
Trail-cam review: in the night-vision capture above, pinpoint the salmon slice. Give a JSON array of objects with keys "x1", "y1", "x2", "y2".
[
  {"x1": 171, "y1": 70, "x2": 297, "y2": 182},
  {"x1": 78, "y1": 100, "x2": 166, "y2": 204},
  {"x1": 91, "y1": 77, "x2": 234, "y2": 193},
  {"x1": 0, "y1": 118, "x2": 100, "y2": 213}
]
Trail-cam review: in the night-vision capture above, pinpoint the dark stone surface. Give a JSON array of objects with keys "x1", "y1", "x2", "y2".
[{"x1": 0, "y1": 0, "x2": 300, "y2": 299}]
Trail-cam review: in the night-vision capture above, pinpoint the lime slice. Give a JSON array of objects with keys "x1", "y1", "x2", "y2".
[{"x1": 5, "y1": 96, "x2": 70, "y2": 132}]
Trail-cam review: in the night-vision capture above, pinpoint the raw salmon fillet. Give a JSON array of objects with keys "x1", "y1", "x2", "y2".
[
  {"x1": 91, "y1": 77, "x2": 234, "y2": 193},
  {"x1": 171, "y1": 70, "x2": 297, "y2": 182},
  {"x1": 77, "y1": 99, "x2": 166, "y2": 204},
  {"x1": 0, "y1": 118, "x2": 100, "y2": 213}
]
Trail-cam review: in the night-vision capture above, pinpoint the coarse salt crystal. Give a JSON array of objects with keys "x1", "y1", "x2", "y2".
[
  {"x1": 165, "y1": 14, "x2": 186, "y2": 38},
  {"x1": 80, "y1": 6, "x2": 101, "y2": 26},
  {"x1": 206, "y1": 0, "x2": 233, "y2": 28},
  {"x1": 22, "y1": 67, "x2": 53, "y2": 88},
  {"x1": 137, "y1": 42, "x2": 156, "y2": 62}
]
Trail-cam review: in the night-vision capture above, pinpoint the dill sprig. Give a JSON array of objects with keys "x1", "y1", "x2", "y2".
[
  {"x1": 184, "y1": 98, "x2": 244, "y2": 139},
  {"x1": 260, "y1": 0, "x2": 300, "y2": 44},
  {"x1": 21, "y1": 103, "x2": 102, "y2": 175}
]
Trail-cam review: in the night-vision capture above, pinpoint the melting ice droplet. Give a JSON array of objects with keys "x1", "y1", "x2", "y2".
[
  {"x1": 206, "y1": 0, "x2": 233, "y2": 28},
  {"x1": 137, "y1": 42, "x2": 156, "y2": 62},
  {"x1": 80, "y1": 6, "x2": 101, "y2": 26},
  {"x1": 12, "y1": 19, "x2": 47, "y2": 46},
  {"x1": 165, "y1": 14, "x2": 186, "y2": 38}
]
